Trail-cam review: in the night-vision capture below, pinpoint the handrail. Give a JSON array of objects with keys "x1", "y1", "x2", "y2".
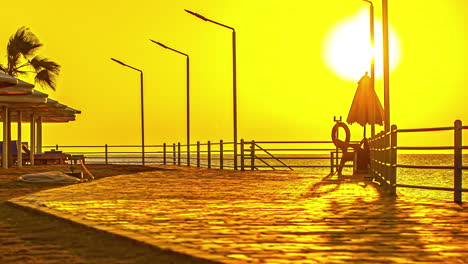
[
  {"x1": 252, "y1": 148, "x2": 337, "y2": 151},
  {"x1": 254, "y1": 141, "x2": 332, "y2": 144},
  {"x1": 257, "y1": 156, "x2": 331, "y2": 160},
  {"x1": 398, "y1": 146, "x2": 455, "y2": 150},
  {"x1": 43, "y1": 140, "x2": 340, "y2": 171},
  {"x1": 369, "y1": 120, "x2": 465, "y2": 203},
  {"x1": 254, "y1": 165, "x2": 331, "y2": 168},
  {"x1": 397, "y1": 126, "x2": 456, "y2": 133},
  {"x1": 254, "y1": 143, "x2": 293, "y2": 170}
]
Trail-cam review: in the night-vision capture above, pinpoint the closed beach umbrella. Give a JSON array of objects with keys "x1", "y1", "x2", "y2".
[{"x1": 346, "y1": 72, "x2": 384, "y2": 136}]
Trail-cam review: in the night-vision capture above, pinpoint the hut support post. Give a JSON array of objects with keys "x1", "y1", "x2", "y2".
[
  {"x1": 30, "y1": 114, "x2": 35, "y2": 165},
  {"x1": 7, "y1": 110, "x2": 12, "y2": 167},
  {"x1": 36, "y1": 116, "x2": 42, "y2": 154},
  {"x1": 17, "y1": 111, "x2": 22, "y2": 168},
  {"x1": 2, "y1": 106, "x2": 8, "y2": 169}
]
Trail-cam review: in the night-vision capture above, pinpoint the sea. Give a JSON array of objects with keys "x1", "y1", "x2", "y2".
[{"x1": 84, "y1": 154, "x2": 467, "y2": 202}]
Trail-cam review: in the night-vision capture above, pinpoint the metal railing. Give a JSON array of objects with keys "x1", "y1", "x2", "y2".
[
  {"x1": 41, "y1": 121, "x2": 466, "y2": 203},
  {"x1": 368, "y1": 120, "x2": 467, "y2": 203},
  {"x1": 368, "y1": 125, "x2": 397, "y2": 195},
  {"x1": 239, "y1": 140, "x2": 341, "y2": 171},
  {"x1": 44, "y1": 140, "x2": 344, "y2": 172},
  {"x1": 43, "y1": 141, "x2": 237, "y2": 168}
]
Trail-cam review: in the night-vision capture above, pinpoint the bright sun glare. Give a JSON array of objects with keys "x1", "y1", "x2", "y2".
[{"x1": 324, "y1": 9, "x2": 401, "y2": 81}]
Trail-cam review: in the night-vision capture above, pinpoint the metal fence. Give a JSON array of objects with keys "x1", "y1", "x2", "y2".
[
  {"x1": 368, "y1": 120, "x2": 467, "y2": 203},
  {"x1": 43, "y1": 121, "x2": 466, "y2": 203},
  {"x1": 44, "y1": 140, "x2": 344, "y2": 171}
]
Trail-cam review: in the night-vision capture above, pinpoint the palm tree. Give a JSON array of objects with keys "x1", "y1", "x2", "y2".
[{"x1": 0, "y1": 27, "x2": 60, "y2": 90}]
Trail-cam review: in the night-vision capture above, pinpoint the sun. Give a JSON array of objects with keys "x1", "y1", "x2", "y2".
[{"x1": 323, "y1": 9, "x2": 401, "y2": 81}]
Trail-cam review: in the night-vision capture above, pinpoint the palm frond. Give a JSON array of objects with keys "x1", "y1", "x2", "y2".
[
  {"x1": 35, "y1": 69, "x2": 58, "y2": 91},
  {"x1": 30, "y1": 56, "x2": 61, "y2": 74},
  {"x1": 15, "y1": 69, "x2": 31, "y2": 76},
  {"x1": 4, "y1": 27, "x2": 61, "y2": 90},
  {"x1": 7, "y1": 27, "x2": 42, "y2": 59}
]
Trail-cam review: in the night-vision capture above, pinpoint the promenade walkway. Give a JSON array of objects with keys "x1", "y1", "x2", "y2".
[{"x1": 9, "y1": 166, "x2": 467, "y2": 264}]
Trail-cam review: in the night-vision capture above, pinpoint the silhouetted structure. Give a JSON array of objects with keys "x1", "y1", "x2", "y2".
[
  {"x1": 347, "y1": 72, "x2": 384, "y2": 137},
  {"x1": 185, "y1": 9, "x2": 239, "y2": 170},
  {"x1": 110, "y1": 58, "x2": 145, "y2": 166},
  {"x1": 150, "y1": 40, "x2": 191, "y2": 166}
]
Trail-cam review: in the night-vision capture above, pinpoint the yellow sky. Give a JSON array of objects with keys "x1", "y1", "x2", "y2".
[{"x1": 0, "y1": 0, "x2": 466, "y2": 147}]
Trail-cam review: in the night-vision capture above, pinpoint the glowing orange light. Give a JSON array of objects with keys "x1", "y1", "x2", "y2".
[{"x1": 323, "y1": 9, "x2": 401, "y2": 81}]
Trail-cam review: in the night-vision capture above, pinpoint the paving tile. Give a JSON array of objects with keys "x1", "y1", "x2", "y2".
[{"x1": 9, "y1": 165, "x2": 468, "y2": 264}]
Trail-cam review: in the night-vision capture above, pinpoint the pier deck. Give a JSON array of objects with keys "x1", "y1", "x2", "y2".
[{"x1": 9, "y1": 166, "x2": 467, "y2": 264}]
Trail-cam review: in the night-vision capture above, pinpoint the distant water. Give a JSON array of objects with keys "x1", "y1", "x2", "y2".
[
  {"x1": 395, "y1": 154, "x2": 468, "y2": 202},
  {"x1": 85, "y1": 154, "x2": 467, "y2": 202}
]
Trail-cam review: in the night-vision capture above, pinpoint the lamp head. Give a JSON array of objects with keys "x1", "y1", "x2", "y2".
[
  {"x1": 111, "y1": 58, "x2": 127, "y2": 66},
  {"x1": 150, "y1": 39, "x2": 168, "y2": 49},
  {"x1": 184, "y1": 9, "x2": 208, "y2": 21}
]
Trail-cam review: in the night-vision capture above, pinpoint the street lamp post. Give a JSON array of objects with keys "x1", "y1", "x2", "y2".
[
  {"x1": 185, "y1": 9, "x2": 239, "y2": 170},
  {"x1": 361, "y1": 0, "x2": 390, "y2": 134},
  {"x1": 110, "y1": 58, "x2": 145, "y2": 165},
  {"x1": 362, "y1": 0, "x2": 375, "y2": 83},
  {"x1": 382, "y1": 0, "x2": 390, "y2": 132},
  {"x1": 362, "y1": 0, "x2": 376, "y2": 136},
  {"x1": 150, "y1": 39, "x2": 191, "y2": 166}
]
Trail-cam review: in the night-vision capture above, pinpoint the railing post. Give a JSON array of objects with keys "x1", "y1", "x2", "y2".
[
  {"x1": 172, "y1": 143, "x2": 176, "y2": 165},
  {"x1": 369, "y1": 137, "x2": 375, "y2": 179},
  {"x1": 163, "y1": 143, "x2": 167, "y2": 165},
  {"x1": 390, "y1": 125, "x2": 398, "y2": 195},
  {"x1": 220, "y1": 140, "x2": 224, "y2": 169},
  {"x1": 240, "y1": 139, "x2": 245, "y2": 171},
  {"x1": 187, "y1": 142, "x2": 190, "y2": 167},
  {"x1": 380, "y1": 131, "x2": 384, "y2": 180},
  {"x1": 335, "y1": 146, "x2": 339, "y2": 171},
  {"x1": 330, "y1": 151, "x2": 334, "y2": 174},
  {"x1": 250, "y1": 140, "x2": 255, "y2": 170},
  {"x1": 178, "y1": 142, "x2": 181, "y2": 165},
  {"x1": 384, "y1": 131, "x2": 389, "y2": 182},
  {"x1": 105, "y1": 144, "x2": 108, "y2": 165},
  {"x1": 454, "y1": 120, "x2": 462, "y2": 203},
  {"x1": 197, "y1": 141, "x2": 200, "y2": 167},
  {"x1": 207, "y1": 141, "x2": 211, "y2": 168}
]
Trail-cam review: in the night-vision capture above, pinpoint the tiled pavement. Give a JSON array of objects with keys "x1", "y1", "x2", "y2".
[{"x1": 9, "y1": 166, "x2": 468, "y2": 263}]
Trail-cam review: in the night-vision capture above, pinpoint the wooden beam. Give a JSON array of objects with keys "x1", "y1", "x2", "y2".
[
  {"x1": 2, "y1": 106, "x2": 8, "y2": 168},
  {"x1": 17, "y1": 111, "x2": 22, "y2": 168}
]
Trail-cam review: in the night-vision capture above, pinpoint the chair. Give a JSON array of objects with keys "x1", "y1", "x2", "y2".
[
  {"x1": 331, "y1": 122, "x2": 361, "y2": 175},
  {"x1": 0, "y1": 141, "x2": 72, "y2": 165}
]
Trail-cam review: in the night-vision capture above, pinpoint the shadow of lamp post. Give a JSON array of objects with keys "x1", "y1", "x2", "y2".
[
  {"x1": 110, "y1": 58, "x2": 145, "y2": 166},
  {"x1": 150, "y1": 40, "x2": 191, "y2": 166},
  {"x1": 185, "y1": 9, "x2": 239, "y2": 170}
]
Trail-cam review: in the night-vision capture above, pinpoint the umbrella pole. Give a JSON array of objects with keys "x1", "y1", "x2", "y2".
[{"x1": 363, "y1": 125, "x2": 367, "y2": 138}]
